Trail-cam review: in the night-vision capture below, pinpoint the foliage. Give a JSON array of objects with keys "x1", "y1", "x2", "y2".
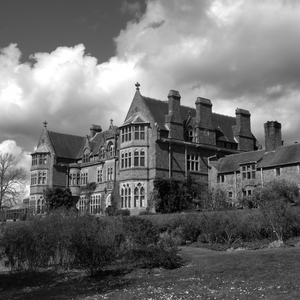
[
  {"x1": 0, "y1": 153, "x2": 27, "y2": 210},
  {"x1": 114, "y1": 209, "x2": 130, "y2": 216},
  {"x1": 199, "y1": 187, "x2": 231, "y2": 211},
  {"x1": 122, "y1": 216, "x2": 181, "y2": 269},
  {"x1": 68, "y1": 216, "x2": 123, "y2": 275},
  {"x1": 1, "y1": 217, "x2": 59, "y2": 271},
  {"x1": 154, "y1": 177, "x2": 199, "y2": 213},
  {"x1": 43, "y1": 187, "x2": 75, "y2": 213},
  {"x1": 256, "y1": 179, "x2": 300, "y2": 241}
]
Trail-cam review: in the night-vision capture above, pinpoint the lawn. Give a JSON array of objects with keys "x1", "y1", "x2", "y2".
[{"x1": 1, "y1": 245, "x2": 300, "y2": 299}]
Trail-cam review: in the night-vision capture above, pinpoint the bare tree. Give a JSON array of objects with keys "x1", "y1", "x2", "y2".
[{"x1": 0, "y1": 153, "x2": 27, "y2": 210}]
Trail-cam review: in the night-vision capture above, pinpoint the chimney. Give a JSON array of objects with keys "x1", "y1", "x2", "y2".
[
  {"x1": 165, "y1": 90, "x2": 183, "y2": 139},
  {"x1": 90, "y1": 124, "x2": 102, "y2": 137},
  {"x1": 195, "y1": 97, "x2": 216, "y2": 145},
  {"x1": 264, "y1": 121, "x2": 282, "y2": 152},
  {"x1": 235, "y1": 108, "x2": 255, "y2": 151}
]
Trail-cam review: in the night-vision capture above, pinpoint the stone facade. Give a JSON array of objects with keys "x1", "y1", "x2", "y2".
[
  {"x1": 30, "y1": 84, "x2": 258, "y2": 215},
  {"x1": 209, "y1": 121, "x2": 300, "y2": 205}
]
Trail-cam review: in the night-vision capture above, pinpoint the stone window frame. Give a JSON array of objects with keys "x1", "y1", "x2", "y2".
[
  {"x1": 107, "y1": 166, "x2": 113, "y2": 181},
  {"x1": 37, "y1": 171, "x2": 47, "y2": 185},
  {"x1": 96, "y1": 167, "x2": 103, "y2": 183},
  {"x1": 217, "y1": 174, "x2": 225, "y2": 183},
  {"x1": 31, "y1": 172, "x2": 38, "y2": 185},
  {"x1": 78, "y1": 196, "x2": 86, "y2": 213},
  {"x1": 90, "y1": 194, "x2": 102, "y2": 214},
  {"x1": 187, "y1": 155, "x2": 200, "y2": 172},
  {"x1": 120, "y1": 181, "x2": 146, "y2": 209},
  {"x1": 134, "y1": 125, "x2": 145, "y2": 140},
  {"x1": 69, "y1": 171, "x2": 80, "y2": 186},
  {"x1": 133, "y1": 148, "x2": 146, "y2": 167},
  {"x1": 187, "y1": 126, "x2": 195, "y2": 142},
  {"x1": 107, "y1": 142, "x2": 114, "y2": 158},
  {"x1": 82, "y1": 149, "x2": 90, "y2": 163},
  {"x1": 80, "y1": 169, "x2": 88, "y2": 186},
  {"x1": 241, "y1": 164, "x2": 256, "y2": 180},
  {"x1": 121, "y1": 126, "x2": 132, "y2": 143},
  {"x1": 121, "y1": 149, "x2": 132, "y2": 169},
  {"x1": 121, "y1": 184, "x2": 131, "y2": 208},
  {"x1": 99, "y1": 146, "x2": 105, "y2": 160}
]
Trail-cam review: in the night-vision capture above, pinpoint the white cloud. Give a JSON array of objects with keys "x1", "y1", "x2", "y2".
[{"x1": 1, "y1": 0, "x2": 300, "y2": 155}]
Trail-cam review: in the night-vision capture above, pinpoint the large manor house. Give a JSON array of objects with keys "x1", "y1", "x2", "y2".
[{"x1": 29, "y1": 83, "x2": 300, "y2": 214}]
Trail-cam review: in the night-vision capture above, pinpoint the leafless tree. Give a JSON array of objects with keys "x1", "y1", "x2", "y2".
[{"x1": 0, "y1": 153, "x2": 27, "y2": 210}]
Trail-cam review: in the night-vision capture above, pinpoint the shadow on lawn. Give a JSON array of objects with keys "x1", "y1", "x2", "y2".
[{"x1": 0, "y1": 268, "x2": 135, "y2": 300}]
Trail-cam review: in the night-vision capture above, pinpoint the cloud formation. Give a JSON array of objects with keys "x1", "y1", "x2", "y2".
[{"x1": 1, "y1": 0, "x2": 300, "y2": 168}]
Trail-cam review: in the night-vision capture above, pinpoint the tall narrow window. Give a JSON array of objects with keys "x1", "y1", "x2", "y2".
[
  {"x1": 97, "y1": 168, "x2": 103, "y2": 183},
  {"x1": 188, "y1": 127, "x2": 194, "y2": 142},
  {"x1": 134, "y1": 149, "x2": 139, "y2": 166},
  {"x1": 140, "y1": 187, "x2": 145, "y2": 207},
  {"x1": 32, "y1": 155, "x2": 37, "y2": 166},
  {"x1": 99, "y1": 147, "x2": 105, "y2": 160},
  {"x1": 134, "y1": 187, "x2": 139, "y2": 207},
  {"x1": 107, "y1": 142, "x2": 114, "y2": 158},
  {"x1": 140, "y1": 149, "x2": 145, "y2": 167}
]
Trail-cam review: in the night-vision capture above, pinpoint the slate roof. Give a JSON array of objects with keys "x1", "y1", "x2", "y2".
[
  {"x1": 216, "y1": 143, "x2": 300, "y2": 173},
  {"x1": 142, "y1": 96, "x2": 238, "y2": 143},
  {"x1": 217, "y1": 150, "x2": 266, "y2": 173},
  {"x1": 258, "y1": 143, "x2": 300, "y2": 168},
  {"x1": 48, "y1": 131, "x2": 85, "y2": 159}
]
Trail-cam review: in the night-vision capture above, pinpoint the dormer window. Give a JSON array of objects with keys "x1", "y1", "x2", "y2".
[
  {"x1": 99, "y1": 147, "x2": 105, "y2": 160},
  {"x1": 188, "y1": 127, "x2": 195, "y2": 142},
  {"x1": 107, "y1": 142, "x2": 114, "y2": 158},
  {"x1": 83, "y1": 149, "x2": 90, "y2": 163}
]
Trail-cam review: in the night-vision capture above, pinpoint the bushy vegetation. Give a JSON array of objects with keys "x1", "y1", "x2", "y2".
[
  {"x1": 0, "y1": 214, "x2": 181, "y2": 275},
  {"x1": 153, "y1": 176, "x2": 231, "y2": 213}
]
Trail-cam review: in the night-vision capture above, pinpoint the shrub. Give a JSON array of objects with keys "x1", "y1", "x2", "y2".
[
  {"x1": 0, "y1": 218, "x2": 59, "y2": 271},
  {"x1": 115, "y1": 209, "x2": 130, "y2": 216},
  {"x1": 68, "y1": 216, "x2": 123, "y2": 275}
]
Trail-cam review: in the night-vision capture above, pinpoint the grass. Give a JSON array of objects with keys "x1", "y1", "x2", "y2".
[{"x1": 1, "y1": 245, "x2": 300, "y2": 299}]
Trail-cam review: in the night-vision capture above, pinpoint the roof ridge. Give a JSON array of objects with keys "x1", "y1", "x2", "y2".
[{"x1": 48, "y1": 130, "x2": 84, "y2": 139}]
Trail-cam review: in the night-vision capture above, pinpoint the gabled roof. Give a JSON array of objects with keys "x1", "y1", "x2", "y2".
[
  {"x1": 258, "y1": 143, "x2": 300, "y2": 168},
  {"x1": 32, "y1": 144, "x2": 51, "y2": 154},
  {"x1": 141, "y1": 96, "x2": 237, "y2": 143},
  {"x1": 122, "y1": 113, "x2": 148, "y2": 126},
  {"x1": 217, "y1": 142, "x2": 300, "y2": 173},
  {"x1": 217, "y1": 150, "x2": 266, "y2": 173},
  {"x1": 48, "y1": 131, "x2": 85, "y2": 159}
]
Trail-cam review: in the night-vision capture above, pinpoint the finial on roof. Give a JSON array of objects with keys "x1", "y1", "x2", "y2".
[
  {"x1": 110, "y1": 119, "x2": 114, "y2": 128},
  {"x1": 43, "y1": 121, "x2": 48, "y2": 128},
  {"x1": 135, "y1": 82, "x2": 140, "y2": 91}
]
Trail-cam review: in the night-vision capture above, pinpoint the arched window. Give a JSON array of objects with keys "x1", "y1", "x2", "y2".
[
  {"x1": 134, "y1": 187, "x2": 139, "y2": 207},
  {"x1": 99, "y1": 146, "x2": 105, "y2": 160},
  {"x1": 134, "y1": 149, "x2": 139, "y2": 166},
  {"x1": 83, "y1": 149, "x2": 90, "y2": 163},
  {"x1": 107, "y1": 142, "x2": 114, "y2": 158},
  {"x1": 188, "y1": 126, "x2": 194, "y2": 142}
]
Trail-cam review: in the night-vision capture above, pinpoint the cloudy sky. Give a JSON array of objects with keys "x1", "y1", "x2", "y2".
[{"x1": 1, "y1": 0, "x2": 300, "y2": 177}]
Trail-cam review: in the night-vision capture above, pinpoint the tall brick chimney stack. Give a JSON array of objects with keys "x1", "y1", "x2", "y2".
[
  {"x1": 264, "y1": 121, "x2": 282, "y2": 152},
  {"x1": 165, "y1": 90, "x2": 183, "y2": 139},
  {"x1": 235, "y1": 108, "x2": 255, "y2": 151},
  {"x1": 195, "y1": 97, "x2": 216, "y2": 145}
]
